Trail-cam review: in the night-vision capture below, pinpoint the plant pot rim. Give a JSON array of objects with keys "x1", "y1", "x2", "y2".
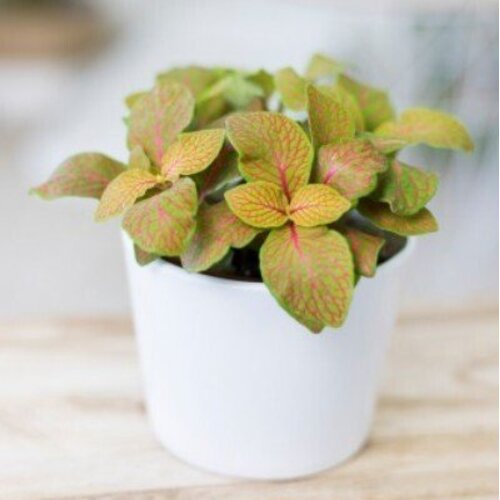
[{"x1": 129, "y1": 235, "x2": 416, "y2": 292}]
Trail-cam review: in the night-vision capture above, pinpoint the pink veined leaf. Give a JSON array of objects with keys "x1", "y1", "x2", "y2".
[
  {"x1": 127, "y1": 81, "x2": 195, "y2": 167},
  {"x1": 122, "y1": 177, "x2": 198, "y2": 256},
  {"x1": 337, "y1": 74, "x2": 395, "y2": 131},
  {"x1": 374, "y1": 107, "x2": 474, "y2": 152},
  {"x1": 225, "y1": 181, "x2": 289, "y2": 228},
  {"x1": 318, "y1": 84, "x2": 365, "y2": 132},
  {"x1": 373, "y1": 160, "x2": 439, "y2": 216},
  {"x1": 161, "y1": 128, "x2": 225, "y2": 180},
  {"x1": 30, "y1": 153, "x2": 125, "y2": 200},
  {"x1": 307, "y1": 84, "x2": 355, "y2": 149},
  {"x1": 358, "y1": 199, "x2": 438, "y2": 236},
  {"x1": 260, "y1": 224, "x2": 354, "y2": 332},
  {"x1": 94, "y1": 168, "x2": 161, "y2": 222},
  {"x1": 339, "y1": 227, "x2": 385, "y2": 277},
  {"x1": 226, "y1": 112, "x2": 313, "y2": 199},
  {"x1": 316, "y1": 138, "x2": 388, "y2": 200},
  {"x1": 181, "y1": 200, "x2": 259, "y2": 272},
  {"x1": 288, "y1": 184, "x2": 351, "y2": 227}
]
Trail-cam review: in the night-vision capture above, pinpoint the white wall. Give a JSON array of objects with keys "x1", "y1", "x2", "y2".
[{"x1": 2, "y1": 0, "x2": 497, "y2": 317}]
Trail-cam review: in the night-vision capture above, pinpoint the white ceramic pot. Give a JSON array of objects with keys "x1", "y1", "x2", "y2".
[{"x1": 123, "y1": 235, "x2": 414, "y2": 479}]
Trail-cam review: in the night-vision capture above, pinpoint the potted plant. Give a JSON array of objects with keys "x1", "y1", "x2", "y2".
[{"x1": 31, "y1": 55, "x2": 473, "y2": 479}]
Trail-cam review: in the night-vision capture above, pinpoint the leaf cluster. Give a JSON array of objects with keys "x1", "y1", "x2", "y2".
[{"x1": 31, "y1": 55, "x2": 474, "y2": 332}]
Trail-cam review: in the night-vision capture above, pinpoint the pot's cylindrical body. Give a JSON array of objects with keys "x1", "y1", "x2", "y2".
[{"x1": 123, "y1": 236, "x2": 413, "y2": 479}]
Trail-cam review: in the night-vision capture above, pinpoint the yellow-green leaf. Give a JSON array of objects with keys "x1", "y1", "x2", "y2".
[
  {"x1": 122, "y1": 177, "x2": 197, "y2": 256},
  {"x1": 317, "y1": 138, "x2": 388, "y2": 200},
  {"x1": 197, "y1": 71, "x2": 264, "y2": 109},
  {"x1": 247, "y1": 69, "x2": 275, "y2": 98},
  {"x1": 374, "y1": 160, "x2": 439, "y2": 216},
  {"x1": 225, "y1": 181, "x2": 288, "y2": 228},
  {"x1": 30, "y1": 153, "x2": 125, "y2": 200},
  {"x1": 127, "y1": 82, "x2": 194, "y2": 166},
  {"x1": 307, "y1": 85, "x2": 355, "y2": 148},
  {"x1": 195, "y1": 96, "x2": 230, "y2": 128},
  {"x1": 95, "y1": 169, "x2": 160, "y2": 222},
  {"x1": 375, "y1": 108, "x2": 474, "y2": 152},
  {"x1": 125, "y1": 91, "x2": 147, "y2": 110},
  {"x1": 305, "y1": 53, "x2": 344, "y2": 81},
  {"x1": 274, "y1": 67, "x2": 307, "y2": 111},
  {"x1": 338, "y1": 75, "x2": 395, "y2": 131},
  {"x1": 288, "y1": 184, "x2": 350, "y2": 227},
  {"x1": 340, "y1": 227, "x2": 385, "y2": 277},
  {"x1": 226, "y1": 112, "x2": 313, "y2": 199},
  {"x1": 260, "y1": 225, "x2": 354, "y2": 332},
  {"x1": 321, "y1": 84, "x2": 365, "y2": 132},
  {"x1": 157, "y1": 66, "x2": 219, "y2": 98},
  {"x1": 161, "y1": 128, "x2": 225, "y2": 179},
  {"x1": 181, "y1": 201, "x2": 259, "y2": 272},
  {"x1": 129, "y1": 146, "x2": 151, "y2": 170},
  {"x1": 362, "y1": 133, "x2": 407, "y2": 154},
  {"x1": 224, "y1": 74, "x2": 264, "y2": 108},
  {"x1": 358, "y1": 199, "x2": 438, "y2": 236}
]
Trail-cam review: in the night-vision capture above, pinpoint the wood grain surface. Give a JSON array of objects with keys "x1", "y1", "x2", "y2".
[{"x1": 0, "y1": 312, "x2": 497, "y2": 499}]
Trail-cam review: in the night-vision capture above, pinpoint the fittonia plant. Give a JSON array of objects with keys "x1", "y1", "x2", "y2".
[{"x1": 31, "y1": 54, "x2": 474, "y2": 332}]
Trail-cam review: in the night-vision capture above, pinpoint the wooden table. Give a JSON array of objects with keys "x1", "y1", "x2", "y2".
[{"x1": 0, "y1": 313, "x2": 497, "y2": 499}]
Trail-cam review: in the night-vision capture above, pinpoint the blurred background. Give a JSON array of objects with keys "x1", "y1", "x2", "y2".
[{"x1": 1, "y1": 0, "x2": 498, "y2": 319}]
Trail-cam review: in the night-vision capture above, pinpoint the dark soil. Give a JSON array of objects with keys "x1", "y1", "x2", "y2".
[{"x1": 164, "y1": 230, "x2": 407, "y2": 282}]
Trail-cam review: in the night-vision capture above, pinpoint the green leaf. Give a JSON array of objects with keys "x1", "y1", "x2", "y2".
[
  {"x1": 30, "y1": 153, "x2": 125, "y2": 200},
  {"x1": 340, "y1": 227, "x2": 385, "y2": 277},
  {"x1": 122, "y1": 177, "x2": 198, "y2": 256},
  {"x1": 305, "y1": 53, "x2": 344, "y2": 81},
  {"x1": 195, "y1": 146, "x2": 242, "y2": 202},
  {"x1": 274, "y1": 67, "x2": 307, "y2": 111},
  {"x1": 129, "y1": 146, "x2": 151, "y2": 170},
  {"x1": 226, "y1": 112, "x2": 313, "y2": 199},
  {"x1": 260, "y1": 225, "x2": 354, "y2": 332},
  {"x1": 320, "y1": 84, "x2": 365, "y2": 132},
  {"x1": 197, "y1": 72, "x2": 263, "y2": 109},
  {"x1": 361, "y1": 133, "x2": 407, "y2": 154},
  {"x1": 161, "y1": 128, "x2": 225, "y2": 179},
  {"x1": 373, "y1": 160, "x2": 439, "y2": 216},
  {"x1": 195, "y1": 96, "x2": 230, "y2": 128},
  {"x1": 247, "y1": 69, "x2": 275, "y2": 98},
  {"x1": 134, "y1": 244, "x2": 158, "y2": 266},
  {"x1": 358, "y1": 199, "x2": 438, "y2": 236},
  {"x1": 224, "y1": 74, "x2": 264, "y2": 108},
  {"x1": 288, "y1": 184, "x2": 350, "y2": 227},
  {"x1": 375, "y1": 107, "x2": 474, "y2": 152},
  {"x1": 338, "y1": 75, "x2": 395, "y2": 131},
  {"x1": 181, "y1": 200, "x2": 259, "y2": 272},
  {"x1": 225, "y1": 181, "x2": 288, "y2": 228},
  {"x1": 127, "y1": 82, "x2": 194, "y2": 166},
  {"x1": 125, "y1": 91, "x2": 147, "y2": 110},
  {"x1": 316, "y1": 138, "x2": 388, "y2": 200},
  {"x1": 307, "y1": 84, "x2": 355, "y2": 148},
  {"x1": 95, "y1": 169, "x2": 160, "y2": 222},
  {"x1": 157, "y1": 66, "x2": 219, "y2": 98}
]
